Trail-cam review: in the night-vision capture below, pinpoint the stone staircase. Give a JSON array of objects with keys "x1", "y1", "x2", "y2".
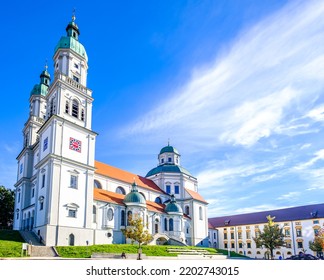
[
  {"x1": 167, "y1": 247, "x2": 227, "y2": 260},
  {"x1": 19, "y1": 231, "x2": 59, "y2": 258}
]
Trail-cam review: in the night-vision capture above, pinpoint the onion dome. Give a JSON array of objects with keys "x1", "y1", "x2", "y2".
[
  {"x1": 159, "y1": 144, "x2": 180, "y2": 156},
  {"x1": 54, "y1": 15, "x2": 88, "y2": 61},
  {"x1": 165, "y1": 195, "x2": 183, "y2": 215},
  {"x1": 123, "y1": 181, "x2": 146, "y2": 206},
  {"x1": 30, "y1": 65, "x2": 51, "y2": 96}
]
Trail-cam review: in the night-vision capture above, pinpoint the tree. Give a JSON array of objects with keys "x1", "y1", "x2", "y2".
[
  {"x1": 0, "y1": 186, "x2": 15, "y2": 229},
  {"x1": 309, "y1": 228, "x2": 324, "y2": 258},
  {"x1": 253, "y1": 215, "x2": 285, "y2": 259},
  {"x1": 121, "y1": 213, "x2": 152, "y2": 259}
]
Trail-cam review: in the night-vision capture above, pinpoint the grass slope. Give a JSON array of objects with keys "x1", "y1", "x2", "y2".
[
  {"x1": 0, "y1": 230, "x2": 25, "y2": 257},
  {"x1": 56, "y1": 244, "x2": 221, "y2": 258}
]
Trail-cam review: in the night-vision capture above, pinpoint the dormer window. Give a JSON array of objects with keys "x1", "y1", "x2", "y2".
[{"x1": 168, "y1": 157, "x2": 172, "y2": 163}]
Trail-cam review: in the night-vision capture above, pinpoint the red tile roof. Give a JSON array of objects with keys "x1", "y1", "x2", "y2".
[
  {"x1": 95, "y1": 160, "x2": 165, "y2": 194},
  {"x1": 94, "y1": 188, "x2": 125, "y2": 205},
  {"x1": 185, "y1": 188, "x2": 208, "y2": 204}
]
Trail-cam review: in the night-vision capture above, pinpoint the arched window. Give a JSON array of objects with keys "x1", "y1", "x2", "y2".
[
  {"x1": 116, "y1": 186, "x2": 126, "y2": 195},
  {"x1": 72, "y1": 99, "x2": 79, "y2": 118},
  {"x1": 155, "y1": 197, "x2": 162, "y2": 204},
  {"x1": 199, "y1": 206, "x2": 203, "y2": 220},
  {"x1": 69, "y1": 234, "x2": 75, "y2": 246},
  {"x1": 164, "y1": 218, "x2": 168, "y2": 231},
  {"x1": 185, "y1": 206, "x2": 190, "y2": 216},
  {"x1": 93, "y1": 206, "x2": 97, "y2": 223},
  {"x1": 127, "y1": 211, "x2": 132, "y2": 226},
  {"x1": 94, "y1": 180, "x2": 102, "y2": 189},
  {"x1": 121, "y1": 210, "x2": 125, "y2": 226},
  {"x1": 169, "y1": 218, "x2": 174, "y2": 231},
  {"x1": 139, "y1": 192, "x2": 146, "y2": 200}
]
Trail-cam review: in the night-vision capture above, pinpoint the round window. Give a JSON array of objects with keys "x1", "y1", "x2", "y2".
[{"x1": 107, "y1": 208, "x2": 114, "y2": 221}]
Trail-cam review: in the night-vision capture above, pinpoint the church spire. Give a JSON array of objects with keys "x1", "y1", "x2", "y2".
[{"x1": 66, "y1": 10, "x2": 80, "y2": 40}]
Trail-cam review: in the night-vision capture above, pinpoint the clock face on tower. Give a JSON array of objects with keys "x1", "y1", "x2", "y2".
[{"x1": 69, "y1": 137, "x2": 82, "y2": 153}]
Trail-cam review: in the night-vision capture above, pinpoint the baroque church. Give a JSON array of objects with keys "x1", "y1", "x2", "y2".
[{"x1": 13, "y1": 16, "x2": 209, "y2": 247}]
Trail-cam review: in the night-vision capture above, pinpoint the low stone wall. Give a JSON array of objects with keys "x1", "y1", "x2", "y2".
[{"x1": 91, "y1": 253, "x2": 147, "y2": 259}]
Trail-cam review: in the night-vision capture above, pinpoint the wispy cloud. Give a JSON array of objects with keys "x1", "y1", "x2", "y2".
[{"x1": 120, "y1": 0, "x2": 324, "y2": 151}]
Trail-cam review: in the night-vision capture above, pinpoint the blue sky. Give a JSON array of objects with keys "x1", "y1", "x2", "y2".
[{"x1": 1, "y1": 0, "x2": 324, "y2": 217}]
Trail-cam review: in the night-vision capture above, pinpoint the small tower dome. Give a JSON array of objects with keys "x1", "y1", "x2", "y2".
[
  {"x1": 165, "y1": 195, "x2": 183, "y2": 215},
  {"x1": 123, "y1": 181, "x2": 146, "y2": 206}
]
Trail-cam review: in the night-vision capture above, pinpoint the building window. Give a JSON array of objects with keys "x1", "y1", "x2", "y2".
[
  {"x1": 174, "y1": 185, "x2": 179, "y2": 194},
  {"x1": 297, "y1": 241, "x2": 303, "y2": 249},
  {"x1": 41, "y1": 174, "x2": 46, "y2": 188},
  {"x1": 93, "y1": 206, "x2": 96, "y2": 223},
  {"x1": 286, "y1": 243, "x2": 292, "y2": 248},
  {"x1": 285, "y1": 229, "x2": 290, "y2": 237},
  {"x1": 161, "y1": 158, "x2": 164, "y2": 164},
  {"x1": 127, "y1": 211, "x2": 132, "y2": 226},
  {"x1": 116, "y1": 186, "x2": 126, "y2": 195},
  {"x1": 255, "y1": 231, "x2": 260, "y2": 238},
  {"x1": 65, "y1": 101, "x2": 69, "y2": 114},
  {"x1": 166, "y1": 185, "x2": 171, "y2": 194},
  {"x1": 20, "y1": 163, "x2": 23, "y2": 174},
  {"x1": 164, "y1": 218, "x2": 168, "y2": 231},
  {"x1": 168, "y1": 157, "x2": 172, "y2": 163},
  {"x1": 73, "y1": 75, "x2": 79, "y2": 83},
  {"x1": 169, "y1": 218, "x2": 174, "y2": 231},
  {"x1": 81, "y1": 109, "x2": 85, "y2": 121},
  {"x1": 43, "y1": 137, "x2": 48, "y2": 151},
  {"x1": 68, "y1": 209, "x2": 77, "y2": 218},
  {"x1": 238, "y1": 232, "x2": 242, "y2": 239},
  {"x1": 31, "y1": 188, "x2": 35, "y2": 198},
  {"x1": 70, "y1": 175, "x2": 78, "y2": 189},
  {"x1": 246, "y1": 231, "x2": 251, "y2": 239},
  {"x1": 107, "y1": 208, "x2": 114, "y2": 221},
  {"x1": 224, "y1": 233, "x2": 227, "y2": 239},
  {"x1": 72, "y1": 99, "x2": 79, "y2": 118},
  {"x1": 94, "y1": 180, "x2": 102, "y2": 189},
  {"x1": 239, "y1": 242, "x2": 243, "y2": 248},
  {"x1": 185, "y1": 205, "x2": 190, "y2": 215},
  {"x1": 121, "y1": 210, "x2": 125, "y2": 226},
  {"x1": 247, "y1": 243, "x2": 251, "y2": 248},
  {"x1": 313, "y1": 220, "x2": 319, "y2": 224},
  {"x1": 74, "y1": 63, "x2": 79, "y2": 69},
  {"x1": 17, "y1": 192, "x2": 21, "y2": 203},
  {"x1": 199, "y1": 206, "x2": 203, "y2": 220},
  {"x1": 224, "y1": 243, "x2": 228, "y2": 249},
  {"x1": 296, "y1": 229, "x2": 302, "y2": 237},
  {"x1": 155, "y1": 197, "x2": 162, "y2": 204},
  {"x1": 40, "y1": 201, "x2": 44, "y2": 210}
]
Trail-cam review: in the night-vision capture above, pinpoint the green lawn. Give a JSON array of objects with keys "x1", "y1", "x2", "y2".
[
  {"x1": 0, "y1": 230, "x2": 25, "y2": 258},
  {"x1": 56, "y1": 244, "x2": 221, "y2": 258}
]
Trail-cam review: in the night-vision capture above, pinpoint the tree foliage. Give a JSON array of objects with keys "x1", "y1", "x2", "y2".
[
  {"x1": 309, "y1": 227, "x2": 324, "y2": 255},
  {"x1": 0, "y1": 186, "x2": 15, "y2": 229},
  {"x1": 253, "y1": 215, "x2": 285, "y2": 259},
  {"x1": 121, "y1": 214, "x2": 152, "y2": 248}
]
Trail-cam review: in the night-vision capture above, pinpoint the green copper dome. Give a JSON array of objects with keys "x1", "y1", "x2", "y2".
[
  {"x1": 54, "y1": 16, "x2": 88, "y2": 61},
  {"x1": 123, "y1": 182, "x2": 146, "y2": 205},
  {"x1": 159, "y1": 145, "x2": 180, "y2": 155},
  {"x1": 54, "y1": 36, "x2": 88, "y2": 61},
  {"x1": 146, "y1": 164, "x2": 193, "y2": 178},
  {"x1": 165, "y1": 195, "x2": 183, "y2": 214},
  {"x1": 30, "y1": 68, "x2": 50, "y2": 96}
]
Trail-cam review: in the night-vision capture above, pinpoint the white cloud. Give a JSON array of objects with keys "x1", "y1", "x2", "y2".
[
  {"x1": 307, "y1": 104, "x2": 324, "y2": 122},
  {"x1": 277, "y1": 191, "x2": 300, "y2": 201},
  {"x1": 120, "y1": 0, "x2": 324, "y2": 151}
]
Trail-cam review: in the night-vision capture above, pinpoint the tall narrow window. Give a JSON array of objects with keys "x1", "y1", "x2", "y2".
[
  {"x1": 70, "y1": 175, "x2": 78, "y2": 189},
  {"x1": 50, "y1": 98, "x2": 54, "y2": 116},
  {"x1": 199, "y1": 206, "x2": 203, "y2": 220},
  {"x1": 185, "y1": 205, "x2": 190, "y2": 215},
  {"x1": 169, "y1": 218, "x2": 174, "y2": 231},
  {"x1": 65, "y1": 101, "x2": 69, "y2": 114},
  {"x1": 81, "y1": 109, "x2": 85, "y2": 121},
  {"x1": 164, "y1": 218, "x2": 168, "y2": 231},
  {"x1": 166, "y1": 185, "x2": 171, "y2": 194},
  {"x1": 174, "y1": 185, "x2": 179, "y2": 194},
  {"x1": 121, "y1": 210, "x2": 125, "y2": 226},
  {"x1": 42, "y1": 174, "x2": 46, "y2": 188},
  {"x1": 72, "y1": 100, "x2": 79, "y2": 118}
]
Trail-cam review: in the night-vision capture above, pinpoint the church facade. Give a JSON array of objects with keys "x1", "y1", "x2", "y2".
[{"x1": 13, "y1": 17, "x2": 209, "y2": 247}]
